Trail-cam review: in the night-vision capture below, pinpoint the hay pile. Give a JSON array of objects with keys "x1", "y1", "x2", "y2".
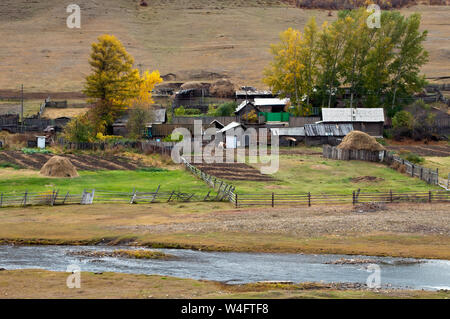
[
  {"x1": 337, "y1": 131, "x2": 385, "y2": 151},
  {"x1": 180, "y1": 81, "x2": 207, "y2": 90},
  {"x1": 209, "y1": 78, "x2": 235, "y2": 97},
  {"x1": 40, "y1": 156, "x2": 79, "y2": 178}
]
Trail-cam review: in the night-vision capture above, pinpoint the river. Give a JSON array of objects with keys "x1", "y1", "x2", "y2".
[{"x1": 1, "y1": 245, "x2": 449, "y2": 290}]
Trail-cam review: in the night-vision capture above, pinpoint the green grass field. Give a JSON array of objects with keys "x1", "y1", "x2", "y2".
[
  {"x1": 235, "y1": 153, "x2": 440, "y2": 194},
  {"x1": 0, "y1": 168, "x2": 212, "y2": 195}
]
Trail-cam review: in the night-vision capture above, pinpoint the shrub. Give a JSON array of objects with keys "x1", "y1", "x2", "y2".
[
  {"x1": 184, "y1": 108, "x2": 202, "y2": 115},
  {"x1": 174, "y1": 106, "x2": 186, "y2": 116},
  {"x1": 401, "y1": 152, "x2": 425, "y2": 164},
  {"x1": 242, "y1": 110, "x2": 259, "y2": 123},
  {"x1": 392, "y1": 110, "x2": 414, "y2": 130},
  {"x1": 21, "y1": 148, "x2": 53, "y2": 155},
  {"x1": 163, "y1": 134, "x2": 183, "y2": 142},
  {"x1": 126, "y1": 107, "x2": 152, "y2": 139},
  {"x1": 215, "y1": 102, "x2": 236, "y2": 116},
  {"x1": 63, "y1": 116, "x2": 95, "y2": 142}
]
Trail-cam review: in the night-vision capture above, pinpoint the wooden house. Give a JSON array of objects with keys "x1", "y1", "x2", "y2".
[{"x1": 321, "y1": 108, "x2": 385, "y2": 137}]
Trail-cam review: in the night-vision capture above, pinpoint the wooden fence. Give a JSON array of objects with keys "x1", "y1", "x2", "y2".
[
  {"x1": 57, "y1": 138, "x2": 142, "y2": 151},
  {"x1": 141, "y1": 140, "x2": 175, "y2": 156},
  {"x1": 289, "y1": 116, "x2": 321, "y2": 127},
  {"x1": 235, "y1": 190, "x2": 450, "y2": 207},
  {"x1": 180, "y1": 157, "x2": 236, "y2": 203},
  {"x1": 172, "y1": 116, "x2": 238, "y2": 125},
  {"x1": 323, "y1": 145, "x2": 440, "y2": 185},
  {"x1": 0, "y1": 187, "x2": 222, "y2": 209}
]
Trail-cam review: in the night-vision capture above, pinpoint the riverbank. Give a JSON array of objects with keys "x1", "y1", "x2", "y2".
[
  {"x1": 0, "y1": 202, "x2": 449, "y2": 259},
  {"x1": 0, "y1": 270, "x2": 448, "y2": 299}
]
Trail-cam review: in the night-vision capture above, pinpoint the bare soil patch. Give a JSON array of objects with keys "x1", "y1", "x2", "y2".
[
  {"x1": 387, "y1": 144, "x2": 450, "y2": 157},
  {"x1": 351, "y1": 176, "x2": 384, "y2": 183},
  {"x1": 194, "y1": 162, "x2": 273, "y2": 181},
  {"x1": 0, "y1": 151, "x2": 148, "y2": 171}
]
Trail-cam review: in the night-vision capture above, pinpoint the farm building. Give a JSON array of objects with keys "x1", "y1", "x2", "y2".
[
  {"x1": 321, "y1": 108, "x2": 385, "y2": 137},
  {"x1": 112, "y1": 108, "x2": 167, "y2": 137},
  {"x1": 271, "y1": 123, "x2": 354, "y2": 146},
  {"x1": 218, "y1": 122, "x2": 250, "y2": 149},
  {"x1": 235, "y1": 88, "x2": 275, "y2": 101},
  {"x1": 235, "y1": 100, "x2": 261, "y2": 118}
]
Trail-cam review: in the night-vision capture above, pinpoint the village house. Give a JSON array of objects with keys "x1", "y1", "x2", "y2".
[
  {"x1": 112, "y1": 108, "x2": 167, "y2": 137},
  {"x1": 320, "y1": 108, "x2": 385, "y2": 137}
]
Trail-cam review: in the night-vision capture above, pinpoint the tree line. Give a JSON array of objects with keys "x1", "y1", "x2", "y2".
[{"x1": 263, "y1": 8, "x2": 429, "y2": 116}]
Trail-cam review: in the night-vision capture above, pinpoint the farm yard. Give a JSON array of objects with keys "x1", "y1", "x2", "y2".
[
  {"x1": 232, "y1": 152, "x2": 442, "y2": 195},
  {"x1": 0, "y1": 0, "x2": 449, "y2": 302}
]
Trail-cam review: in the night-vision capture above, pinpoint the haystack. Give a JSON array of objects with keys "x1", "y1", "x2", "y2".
[
  {"x1": 209, "y1": 79, "x2": 235, "y2": 97},
  {"x1": 180, "y1": 81, "x2": 207, "y2": 90},
  {"x1": 40, "y1": 156, "x2": 79, "y2": 178},
  {"x1": 337, "y1": 131, "x2": 385, "y2": 152}
]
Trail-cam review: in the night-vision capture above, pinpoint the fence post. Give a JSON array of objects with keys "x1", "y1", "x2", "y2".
[
  {"x1": 167, "y1": 190, "x2": 175, "y2": 202},
  {"x1": 390, "y1": 189, "x2": 393, "y2": 203},
  {"x1": 308, "y1": 192, "x2": 311, "y2": 207},
  {"x1": 272, "y1": 192, "x2": 274, "y2": 208},
  {"x1": 130, "y1": 189, "x2": 137, "y2": 204},
  {"x1": 23, "y1": 191, "x2": 28, "y2": 207},
  {"x1": 411, "y1": 164, "x2": 414, "y2": 177},
  {"x1": 235, "y1": 193, "x2": 238, "y2": 208},
  {"x1": 352, "y1": 191, "x2": 355, "y2": 205},
  {"x1": 0, "y1": 193, "x2": 2, "y2": 208},
  {"x1": 63, "y1": 191, "x2": 69, "y2": 205},
  {"x1": 447, "y1": 173, "x2": 450, "y2": 190},
  {"x1": 151, "y1": 185, "x2": 161, "y2": 203},
  {"x1": 429, "y1": 191, "x2": 432, "y2": 203}
]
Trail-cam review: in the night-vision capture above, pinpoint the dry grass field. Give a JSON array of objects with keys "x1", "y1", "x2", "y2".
[
  {"x1": 1, "y1": 269, "x2": 449, "y2": 299},
  {"x1": 0, "y1": 202, "x2": 449, "y2": 259},
  {"x1": 0, "y1": 0, "x2": 448, "y2": 92}
]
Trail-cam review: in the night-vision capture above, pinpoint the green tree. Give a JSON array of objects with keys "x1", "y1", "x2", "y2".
[
  {"x1": 388, "y1": 13, "x2": 428, "y2": 109},
  {"x1": 316, "y1": 18, "x2": 347, "y2": 108}
]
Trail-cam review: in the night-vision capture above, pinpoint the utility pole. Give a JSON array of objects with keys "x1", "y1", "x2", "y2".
[{"x1": 21, "y1": 84, "x2": 24, "y2": 131}]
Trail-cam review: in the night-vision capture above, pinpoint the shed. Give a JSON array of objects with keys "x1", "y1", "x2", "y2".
[
  {"x1": 321, "y1": 108, "x2": 385, "y2": 136},
  {"x1": 235, "y1": 100, "x2": 261, "y2": 117},
  {"x1": 254, "y1": 98, "x2": 290, "y2": 113},
  {"x1": 218, "y1": 122, "x2": 248, "y2": 149},
  {"x1": 112, "y1": 108, "x2": 167, "y2": 137}
]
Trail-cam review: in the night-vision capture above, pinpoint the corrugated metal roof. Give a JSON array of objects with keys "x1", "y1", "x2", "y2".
[
  {"x1": 304, "y1": 123, "x2": 353, "y2": 137},
  {"x1": 271, "y1": 127, "x2": 305, "y2": 136},
  {"x1": 322, "y1": 108, "x2": 385, "y2": 123},
  {"x1": 254, "y1": 98, "x2": 290, "y2": 106},
  {"x1": 219, "y1": 121, "x2": 242, "y2": 133},
  {"x1": 235, "y1": 100, "x2": 253, "y2": 113},
  {"x1": 235, "y1": 90, "x2": 273, "y2": 96}
]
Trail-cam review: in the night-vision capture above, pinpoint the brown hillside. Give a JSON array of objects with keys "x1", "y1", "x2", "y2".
[{"x1": 0, "y1": 1, "x2": 448, "y2": 92}]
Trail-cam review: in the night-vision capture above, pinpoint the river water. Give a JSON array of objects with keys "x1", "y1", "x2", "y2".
[{"x1": 1, "y1": 245, "x2": 449, "y2": 290}]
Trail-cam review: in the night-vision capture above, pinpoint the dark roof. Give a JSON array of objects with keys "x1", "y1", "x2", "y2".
[{"x1": 304, "y1": 123, "x2": 354, "y2": 137}]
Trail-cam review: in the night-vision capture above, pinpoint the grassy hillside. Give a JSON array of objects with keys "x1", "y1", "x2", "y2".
[{"x1": 0, "y1": 0, "x2": 448, "y2": 92}]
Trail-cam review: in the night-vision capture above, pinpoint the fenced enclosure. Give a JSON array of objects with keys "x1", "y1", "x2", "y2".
[
  {"x1": 323, "y1": 145, "x2": 440, "y2": 185},
  {"x1": 235, "y1": 190, "x2": 450, "y2": 207},
  {"x1": 0, "y1": 187, "x2": 223, "y2": 209},
  {"x1": 181, "y1": 157, "x2": 236, "y2": 202},
  {"x1": 141, "y1": 140, "x2": 175, "y2": 156}
]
